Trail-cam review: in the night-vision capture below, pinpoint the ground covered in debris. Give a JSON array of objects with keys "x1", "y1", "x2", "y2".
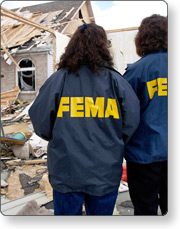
[{"x1": 1, "y1": 87, "x2": 132, "y2": 216}]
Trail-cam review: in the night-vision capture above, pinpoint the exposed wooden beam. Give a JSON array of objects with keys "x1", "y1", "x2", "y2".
[
  {"x1": 1, "y1": 44, "x2": 21, "y2": 70},
  {"x1": 52, "y1": 36, "x2": 56, "y2": 72},
  {"x1": 106, "y1": 27, "x2": 139, "y2": 34},
  {"x1": 1, "y1": 10, "x2": 54, "y2": 34}
]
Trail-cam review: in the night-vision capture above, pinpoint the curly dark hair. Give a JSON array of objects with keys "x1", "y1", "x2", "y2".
[
  {"x1": 135, "y1": 14, "x2": 167, "y2": 57},
  {"x1": 58, "y1": 23, "x2": 113, "y2": 75}
]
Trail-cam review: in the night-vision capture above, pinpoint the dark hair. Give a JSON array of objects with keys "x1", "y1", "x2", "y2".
[
  {"x1": 135, "y1": 14, "x2": 167, "y2": 57},
  {"x1": 58, "y1": 23, "x2": 113, "y2": 75}
]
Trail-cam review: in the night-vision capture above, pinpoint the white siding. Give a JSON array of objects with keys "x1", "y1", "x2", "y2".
[
  {"x1": 47, "y1": 53, "x2": 53, "y2": 78},
  {"x1": 55, "y1": 32, "x2": 70, "y2": 64},
  {"x1": 107, "y1": 30, "x2": 140, "y2": 75}
]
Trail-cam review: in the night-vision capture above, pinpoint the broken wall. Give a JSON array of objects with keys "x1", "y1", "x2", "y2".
[
  {"x1": 1, "y1": 51, "x2": 49, "y2": 102},
  {"x1": 1, "y1": 58, "x2": 15, "y2": 92}
]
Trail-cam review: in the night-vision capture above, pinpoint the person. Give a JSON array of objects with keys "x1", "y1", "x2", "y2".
[
  {"x1": 29, "y1": 23, "x2": 140, "y2": 215},
  {"x1": 123, "y1": 14, "x2": 167, "y2": 215}
]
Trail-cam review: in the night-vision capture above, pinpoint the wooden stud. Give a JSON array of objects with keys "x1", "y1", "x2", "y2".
[
  {"x1": 6, "y1": 159, "x2": 47, "y2": 166},
  {"x1": 1, "y1": 6, "x2": 54, "y2": 34},
  {"x1": 1, "y1": 44, "x2": 21, "y2": 70},
  {"x1": 106, "y1": 27, "x2": 139, "y2": 34},
  {"x1": 52, "y1": 35, "x2": 56, "y2": 72}
]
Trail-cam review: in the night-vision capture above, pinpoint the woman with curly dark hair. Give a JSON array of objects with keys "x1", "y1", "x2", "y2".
[
  {"x1": 135, "y1": 14, "x2": 167, "y2": 57},
  {"x1": 29, "y1": 23, "x2": 140, "y2": 215},
  {"x1": 124, "y1": 14, "x2": 167, "y2": 215},
  {"x1": 58, "y1": 23, "x2": 113, "y2": 75}
]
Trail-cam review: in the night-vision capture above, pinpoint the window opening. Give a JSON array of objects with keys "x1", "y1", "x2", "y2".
[
  {"x1": 79, "y1": 10, "x2": 83, "y2": 19},
  {"x1": 17, "y1": 59, "x2": 35, "y2": 91}
]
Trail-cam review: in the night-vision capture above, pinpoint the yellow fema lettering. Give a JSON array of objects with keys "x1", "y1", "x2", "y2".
[
  {"x1": 105, "y1": 98, "x2": 119, "y2": 119},
  {"x1": 147, "y1": 78, "x2": 167, "y2": 99},
  {"x1": 71, "y1": 97, "x2": 84, "y2": 117},
  {"x1": 57, "y1": 97, "x2": 119, "y2": 119},
  {"x1": 85, "y1": 97, "x2": 104, "y2": 118},
  {"x1": 57, "y1": 97, "x2": 69, "y2": 117}
]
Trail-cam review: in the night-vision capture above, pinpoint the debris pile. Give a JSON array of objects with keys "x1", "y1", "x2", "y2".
[{"x1": 1, "y1": 88, "x2": 53, "y2": 215}]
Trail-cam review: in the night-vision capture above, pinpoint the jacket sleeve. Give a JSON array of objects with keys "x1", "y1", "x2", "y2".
[
  {"x1": 116, "y1": 76, "x2": 140, "y2": 144},
  {"x1": 29, "y1": 72, "x2": 64, "y2": 141}
]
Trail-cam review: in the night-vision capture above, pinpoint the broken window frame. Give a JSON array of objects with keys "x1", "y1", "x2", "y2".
[{"x1": 16, "y1": 58, "x2": 36, "y2": 92}]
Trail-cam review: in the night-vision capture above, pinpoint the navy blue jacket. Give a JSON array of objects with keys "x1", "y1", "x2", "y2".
[
  {"x1": 124, "y1": 50, "x2": 167, "y2": 164},
  {"x1": 29, "y1": 65, "x2": 140, "y2": 196}
]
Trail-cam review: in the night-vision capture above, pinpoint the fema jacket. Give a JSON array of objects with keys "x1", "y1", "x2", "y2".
[
  {"x1": 29, "y1": 65, "x2": 140, "y2": 196},
  {"x1": 124, "y1": 50, "x2": 167, "y2": 164}
]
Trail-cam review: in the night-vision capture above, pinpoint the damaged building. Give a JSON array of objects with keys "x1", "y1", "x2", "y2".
[{"x1": 1, "y1": 1, "x2": 95, "y2": 102}]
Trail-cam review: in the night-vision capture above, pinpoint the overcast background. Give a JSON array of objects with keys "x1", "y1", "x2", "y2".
[{"x1": 1, "y1": 0, "x2": 167, "y2": 29}]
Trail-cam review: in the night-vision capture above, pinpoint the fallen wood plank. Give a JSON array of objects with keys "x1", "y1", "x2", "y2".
[
  {"x1": 6, "y1": 159, "x2": 47, "y2": 166},
  {"x1": 1, "y1": 86, "x2": 19, "y2": 98},
  {"x1": 1, "y1": 100, "x2": 9, "y2": 108},
  {"x1": 1, "y1": 137, "x2": 26, "y2": 146},
  {"x1": 106, "y1": 27, "x2": 139, "y2": 34},
  {"x1": 1, "y1": 86, "x2": 20, "y2": 110},
  {"x1": 1, "y1": 116, "x2": 17, "y2": 121}
]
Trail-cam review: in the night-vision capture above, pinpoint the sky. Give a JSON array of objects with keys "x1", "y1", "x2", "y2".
[
  {"x1": 91, "y1": 1, "x2": 167, "y2": 29},
  {"x1": 1, "y1": 0, "x2": 167, "y2": 30}
]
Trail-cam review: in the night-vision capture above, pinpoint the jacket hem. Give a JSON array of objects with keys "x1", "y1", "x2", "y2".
[
  {"x1": 125, "y1": 157, "x2": 167, "y2": 164},
  {"x1": 51, "y1": 184, "x2": 119, "y2": 197}
]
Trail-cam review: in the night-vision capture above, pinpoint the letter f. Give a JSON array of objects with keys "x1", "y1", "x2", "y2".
[{"x1": 57, "y1": 97, "x2": 69, "y2": 117}]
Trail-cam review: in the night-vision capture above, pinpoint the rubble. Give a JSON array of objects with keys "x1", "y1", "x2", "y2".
[
  {"x1": 16, "y1": 200, "x2": 54, "y2": 215},
  {"x1": 1, "y1": 88, "x2": 52, "y2": 215},
  {"x1": 5, "y1": 165, "x2": 49, "y2": 200},
  {"x1": 1, "y1": 86, "x2": 20, "y2": 110},
  {"x1": 119, "y1": 181, "x2": 129, "y2": 193},
  {"x1": 11, "y1": 142, "x2": 32, "y2": 160},
  {"x1": 1, "y1": 180, "x2": 8, "y2": 188},
  {"x1": 1, "y1": 191, "x2": 52, "y2": 215}
]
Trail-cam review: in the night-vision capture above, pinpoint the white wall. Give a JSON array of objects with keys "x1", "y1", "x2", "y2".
[
  {"x1": 54, "y1": 30, "x2": 140, "y2": 76},
  {"x1": 47, "y1": 52, "x2": 53, "y2": 78},
  {"x1": 55, "y1": 32, "x2": 70, "y2": 64},
  {"x1": 107, "y1": 30, "x2": 140, "y2": 75}
]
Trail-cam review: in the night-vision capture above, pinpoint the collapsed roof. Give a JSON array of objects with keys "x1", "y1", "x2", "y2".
[{"x1": 1, "y1": 1, "x2": 86, "y2": 50}]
